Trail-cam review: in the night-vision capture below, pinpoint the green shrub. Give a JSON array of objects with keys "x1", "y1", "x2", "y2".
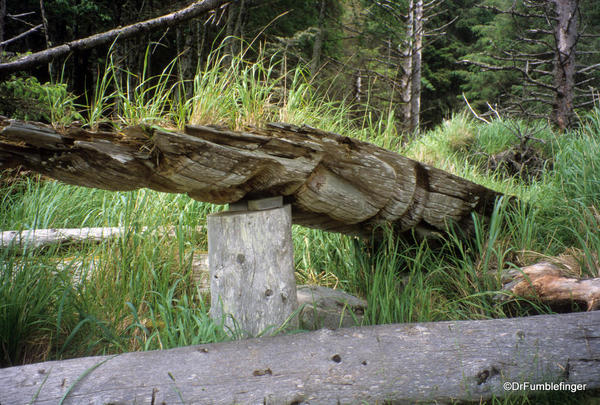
[{"x1": 0, "y1": 75, "x2": 81, "y2": 123}]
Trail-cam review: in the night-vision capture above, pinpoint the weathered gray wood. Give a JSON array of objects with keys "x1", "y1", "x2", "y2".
[
  {"x1": 208, "y1": 204, "x2": 298, "y2": 337},
  {"x1": 0, "y1": 118, "x2": 502, "y2": 238},
  {"x1": 192, "y1": 253, "x2": 367, "y2": 329},
  {"x1": 229, "y1": 196, "x2": 284, "y2": 212},
  {"x1": 0, "y1": 226, "x2": 124, "y2": 248},
  {"x1": 0, "y1": 312, "x2": 597, "y2": 404},
  {"x1": 297, "y1": 285, "x2": 367, "y2": 329},
  {"x1": 0, "y1": 226, "x2": 204, "y2": 249}
]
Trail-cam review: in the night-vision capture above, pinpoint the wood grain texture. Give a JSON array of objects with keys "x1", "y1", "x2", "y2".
[
  {"x1": 502, "y1": 262, "x2": 600, "y2": 310},
  {"x1": 0, "y1": 118, "x2": 502, "y2": 237},
  {"x1": 0, "y1": 312, "x2": 598, "y2": 404},
  {"x1": 208, "y1": 205, "x2": 298, "y2": 336}
]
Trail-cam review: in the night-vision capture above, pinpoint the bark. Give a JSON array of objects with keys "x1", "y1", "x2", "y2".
[
  {"x1": 0, "y1": 0, "x2": 231, "y2": 76},
  {"x1": 552, "y1": 0, "x2": 578, "y2": 130},
  {"x1": 225, "y1": 0, "x2": 236, "y2": 56},
  {"x1": 0, "y1": 312, "x2": 598, "y2": 404},
  {"x1": 310, "y1": 0, "x2": 326, "y2": 76},
  {"x1": 400, "y1": 0, "x2": 414, "y2": 129},
  {"x1": 176, "y1": 25, "x2": 195, "y2": 93},
  {"x1": 0, "y1": 118, "x2": 501, "y2": 238},
  {"x1": 409, "y1": 0, "x2": 423, "y2": 132},
  {"x1": 0, "y1": 0, "x2": 5, "y2": 61},
  {"x1": 502, "y1": 262, "x2": 600, "y2": 311},
  {"x1": 232, "y1": 0, "x2": 245, "y2": 55},
  {"x1": 39, "y1": 0, "x2": 52, "y2": 78}
]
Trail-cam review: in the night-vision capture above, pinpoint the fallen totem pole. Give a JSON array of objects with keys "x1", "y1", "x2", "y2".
[
  {"x1": 0, "y1": 117, "x2": 501, "y2": 237},
  {"x1": 0, "y1": 311, "x2": 598, "y2": 404}
]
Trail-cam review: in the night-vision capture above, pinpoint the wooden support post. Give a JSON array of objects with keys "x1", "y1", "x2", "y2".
[{"x1": 208, "y1": 197, "x2": 298, "y2": 337}]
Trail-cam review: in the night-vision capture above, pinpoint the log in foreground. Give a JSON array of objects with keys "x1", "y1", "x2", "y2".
[
  {"x1": 1, "y1": 312, "x2": 598, "y2": 404},
  {"x1": 0, "y1": 118, "x2": 501, "y2": 237}
]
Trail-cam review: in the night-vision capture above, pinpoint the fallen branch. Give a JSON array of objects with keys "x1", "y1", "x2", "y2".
[
  {"x1": 0, "y1": 312, "x2": 598, "y2": 404},
  {"x1": 0, "y1": 0, "x2": 230, "y2": 76},
  {"x1": 502, "y1": 262, "x2": 600, "y2": 310},
  {"x1": 0, "y1": 24, "x2": 43, "y2": 48}
]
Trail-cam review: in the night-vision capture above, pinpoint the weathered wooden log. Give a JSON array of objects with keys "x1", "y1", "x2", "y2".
[
  {"x1": 0, "y1": 312, "x2": 598, "y2": 404},
  {"x1": 0, "y1": 226, "x2": 203, "y2": 249},
  {"x1": 0, "y1": 226, "x2": 125, "y2": 248},
  {"x1": 208, "y1": 203, "x2": 298, "y2": 336},
  {"x1": 502, "y1": 262, "x2": 600, "y2": 310},
  {"x1": 0, "y1": 118, "x2": 502, "y2": 237}
]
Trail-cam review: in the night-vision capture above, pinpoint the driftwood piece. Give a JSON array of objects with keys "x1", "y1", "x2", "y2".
[
  {"x1": 502, "y1": 262, "x2": 600, "y2": 310},
  {"x1": 0, "y1": 227, "x2": 125, "y2": 248},
  {"x1": 0, "y1": 118, "x2": 502, "y2": 237},
  {"x1": 0, "y1": 312, "x2": 598, "y2": 404},
  {"x1": 208, "y1": 204, "x2": 298, "y2": 336},
  {"x1": 0, "y1": 226, "x2": 204, "y2": 249}
]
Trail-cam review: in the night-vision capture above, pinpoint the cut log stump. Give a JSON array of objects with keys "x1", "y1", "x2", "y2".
[{"x1": 208, "y1": 203, "x2": 298, "y2": 337}]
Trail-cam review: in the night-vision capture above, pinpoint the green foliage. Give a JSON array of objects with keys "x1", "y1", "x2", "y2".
[
  {"x1": 0, "y1": 76, "x2": 81, "y2": 123},
  {"x1": 460, "y1": 0, "x2": 600, "y2": 118}
]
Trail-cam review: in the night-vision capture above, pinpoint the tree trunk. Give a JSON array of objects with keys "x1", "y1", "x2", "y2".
[
  {"x1": 39, "y1": 0, "x2": 53, "y2": 79},
  {"x1": 409, "y1": 0, "x2": 423, "y2": 132},
  {"x1": 400, "y1": 0, "x2": 414, "y2": 129},
  {"x1": 0, "y1": 312, "x2": 597, "y2": 404},
  {"x1": 195, "y1": 19, "x2": 207, "y2": 68},
  {"x1": 0, "y1": 118, "x2": 501, "y2": 238},
  {"x1": 225, "y1": 0, "x2": 236, "y2": 57},
  {"x1": 232, "y1": 0, "x2": 245, "y2": 55},
  {"x1": 552, "y1": 0, "x2": 578, "y2": 130},
  {"x1": 0, "y1": 0, "x2": 6, "y2": 62},
  {"x1": 0, "y1": 0, "x2": 231, "y2": 76},
  {"x1": 176, "y1": 24, "x2": 195, "y2": 95},
  {"x1": 310, "y1": 0, "x2": 326, "y2": 76}
]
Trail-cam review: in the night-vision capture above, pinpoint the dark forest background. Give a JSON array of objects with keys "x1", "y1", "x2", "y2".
[{"x1": 1, "y1": 0, "x2": 599, "y2": 133}]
